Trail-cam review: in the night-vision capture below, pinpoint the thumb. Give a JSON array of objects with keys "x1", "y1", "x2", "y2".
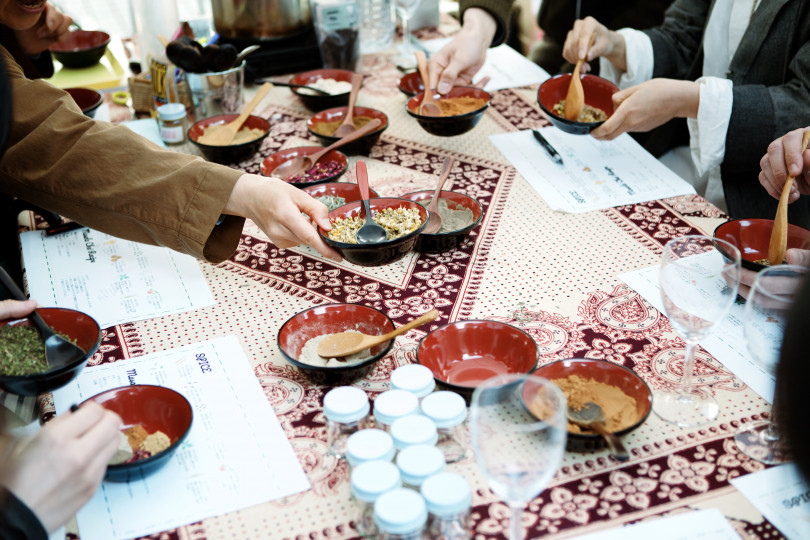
[
  {"x1": 785, "y1": 248, "x2": 810, "y2": 267},
  {"x1": 436, "y1": 60, "x2": 463, "y2": 95}
]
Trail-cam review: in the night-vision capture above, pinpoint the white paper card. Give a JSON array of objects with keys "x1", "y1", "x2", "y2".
[
  {"x1": 490, "y1": 129, "x2": 696, "y2": 213},
  {"x1": 620, "y1": 264, "x2": 774, "y2": 402},
  {"x1": 20, "y1": 228, "x2": 215, "y2": 328},
  {"x1": 575, "y1": 509, "x2": 740, "y2": 540},
  {"x1": 52, "y1": 336, "x2": 310, "y2": 540},
  {"x1": 732, "y1": 464, "x2": 810, "y2": 540}
]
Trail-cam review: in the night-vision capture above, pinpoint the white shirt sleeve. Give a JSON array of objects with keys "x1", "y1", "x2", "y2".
[
  {"x1": 598, "y1": 28, "x2": 654, "y2": 89},
  {"x1": 687, "y1": 76, "x2": 734, "y2": 176}
]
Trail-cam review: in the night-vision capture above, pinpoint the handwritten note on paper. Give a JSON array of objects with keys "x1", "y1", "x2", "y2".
[
  {"x1": 732, "y1": 464, "x2": 810, "y2": 540},
  {"x1": 52, "y1": 336, "x2": 310, "y2": 540},
  {"x1": 490, "y1": 129, "x2": 695, "y2": 213},
  {"x1": 20, "y1": 228, "x2": 214, "y2": 328},
  {"x1": 575, "y1": 509, "x2": 740, "y2": 540},
  {"x1": 620, "y1": 264, "x2": 774, "y2": 403}
]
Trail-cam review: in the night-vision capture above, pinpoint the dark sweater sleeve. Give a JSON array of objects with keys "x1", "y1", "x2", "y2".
[
  {"x1": 0, "y1": 487, "x2": 48, "y2": 540},
  {"x1": 644, "y1": 0, "x2": 712, "y2": 79},
  {"x1": 459, "y1": 0, "x2": 513, "y2": 47}
]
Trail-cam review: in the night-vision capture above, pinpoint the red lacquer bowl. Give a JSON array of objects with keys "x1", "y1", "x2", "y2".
[
  {"x1": 407, "y1": 86, "x2": 491, "y2": 137},
  {"x1": 398, "y1": 71, "x2": 424, "y2": 97},
  {"x1": 261, "y1": 146, "x2": 349, "y2": 187},
  {"x1": 416, "y1": 320, "x2": 538, "y2": 392},
  {"x1": 400, "y1": 189, "x2": 483, "y2": 253},
  {"x1": 289, "y1": 68, "x2": 354, "y2": 111},
  {"x1": 51, "y1": 30, "x2": 110, "y2": 68},
  {"x1": 302, "y1": 182, "x2": 379, "y2": 203},
  {"x1": 307, "y1": 106, "x2": 388, "y2": 155},
  {"x1": 537, "y1": 73, "x2": 619, "y2": 135},
  {"x1": 188, "y1": 114, "x2": 270, "y2": 164},
  {"x1": 714, "y1": 218, "x2": 810, "y2": 271},
  {"x1": 64, "y1": 87, "x2": 104, "y2": 118}
]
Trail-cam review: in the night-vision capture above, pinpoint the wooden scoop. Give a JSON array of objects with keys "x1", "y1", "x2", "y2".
[
  {"x1": 415, "y1": 51, "x2": 441, "y2": 117},
  {"x1": 422, "y1": 156, "x2": 455, "y2": 234},
  {"x1": 316, "y1": 309, "x2": 440, "y2": 357},
  {"x1": 333, "y1": 73, "x2": 364, "y2": 138},
  {"x1": 768, "y1": 130, "x2": 810, "y2": 265},
  {"x1": 196, "y1": 82, "x2": 272, "y2": 146},
  {"x1": 564, "y1": 32, "x2": 596, "y2": 121}
]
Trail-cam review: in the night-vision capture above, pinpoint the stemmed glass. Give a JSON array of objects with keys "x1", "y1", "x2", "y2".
[
  {"x1": 653, "y1": 235, "x2": 741, "y2": 427},
  {"x1": 470, "y1": 374, "x2": 567, "y2": 540},
  {"x1": 734, "y1": 264, "x2": 808, "y2": 464},
  {"x1": 392, "y1": 0, "x2": 421, "y2": 69}
]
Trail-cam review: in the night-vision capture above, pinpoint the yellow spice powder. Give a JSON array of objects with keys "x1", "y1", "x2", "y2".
[{"x1": 554, "y1": 375, "x2": 639, "y2": 434}]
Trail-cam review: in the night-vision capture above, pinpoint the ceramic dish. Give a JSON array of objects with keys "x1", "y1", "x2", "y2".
[
  {"x1": 188, "y1": 114, "x2": 270, "y2": 164},
  {"x1": 399, "y1": 189, "x2": 483, "y2": 253},
  {"x1": 713, "y1": 218, "x2": 810, "y2": 271},
  {"x1": 261, "y1": 147, "x2": 349, "y2": 187},
  {"x1": 537, "y1": 73, "x2": 619, "y2": 135}
]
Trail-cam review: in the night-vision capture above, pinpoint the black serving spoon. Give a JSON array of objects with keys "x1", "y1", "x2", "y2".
[{"x1": 258, "y1": 80, "x2": 331, "y2": 95}]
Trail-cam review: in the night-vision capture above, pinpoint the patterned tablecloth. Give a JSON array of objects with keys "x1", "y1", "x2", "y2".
[{"x1": 31, "y1": 48, "x2": 786, "y2": 540}]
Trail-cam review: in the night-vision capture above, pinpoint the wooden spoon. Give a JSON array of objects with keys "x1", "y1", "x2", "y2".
[
  {"x1": 564, "y1": 32, "x2": 596, "y2": 121},
  {"x1": 768, "y1": 130, "x2": 810, "y2": 265},
  {"x1": 317, "y1": 309, "x2": 440, "y2": 357},
  {"x1": 333, "y1": 73, "x2": 364, "y2": 138},
  {"x1": 422, "y1": 156, "x2": 455, "y2": 234},
  {"x1": 415, "y1": 51, "x2": 441, "y2": 117},
  {"x1": 197, "y1": 82, "x2": 272, "y2": 146}
]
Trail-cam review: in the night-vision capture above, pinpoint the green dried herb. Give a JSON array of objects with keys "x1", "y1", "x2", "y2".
[{"x1": 0, "y1": 325, "x2": 50, "y2": 376}]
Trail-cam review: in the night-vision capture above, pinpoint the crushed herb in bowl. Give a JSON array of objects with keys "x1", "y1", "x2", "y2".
[
  {"x1": 0, "y1": 325, "x2": 48, "y2": 376},
  {"x1": 311, "y1": 116, "x2": 376, "y2": 136},
  {"x1": 328, "y1": 207, "x2": 422, "y2": 243},
  {"x1": 316, "y1": 195, "x2": 347, "y2": 211},
  {"x1": 287, "y1": 160, "x2": 345, "y2": 184},
  {"x1": 417, "y1": 198, "x2": 475, "y2": 233}
]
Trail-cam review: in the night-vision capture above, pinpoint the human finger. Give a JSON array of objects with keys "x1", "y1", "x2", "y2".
[
  {"x1": 49, "y1": 401, "x2": 119, "y2": 440},
  {"x1": 783, "y1": 129, "x2": 808, "y2": 178},
  {"x1": 786, "y1": 248, "x2": 810, "y2": 267},
  {"x1": 282, "y1": 210, "x2": 342, "y2": 261},
  {"x1": 473, "y1": 75, "x2": 490, "y2": 89},
  {"x1": 0, "y1": 299, "x2": 37, "y2": 320},
  {"x1": 436, "y1": 57, "x2": 467, "y2": 95}
]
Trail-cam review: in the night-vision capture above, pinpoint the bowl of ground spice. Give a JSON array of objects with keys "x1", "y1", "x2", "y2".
[
  {"x1": 0, "y1": 307, "x2": 100, "y2": 396},
  {"x1": 85, "y1": 384, "x2": 193, "y2": 481},
  {"x1": 289, "y1": 68, "x2": 355, "y2": 112},
  {"x1": 188, "y1": 113, "x2": 270, "y2": 164},
  {"x1": 307, "y1": 106, "x2": 388, "y2": 155},
  {"x1": 277, "y1": 303, "x2": 395, "y2": 384},
  {"x1": 537, "y1": 73, "x2": 619, "y2": 135},
  {"x1": 261, "y1": 146, "x2": 349, "y2": 187},
  {"x1": 400, "y1": 189, "x2": 483, "y2": 253},
  {"x1": 406, "y1": 86, "x2": 491, "y2": 137},
  {"x1": 303, "y1": 182, "x2": 380, "y2": 212},
  {"x1": 530, "y1": 358, "x2": 652, "y2": 452},
  {"x1": 714, "y1": 218, "x2": 810, "y2": 271}
]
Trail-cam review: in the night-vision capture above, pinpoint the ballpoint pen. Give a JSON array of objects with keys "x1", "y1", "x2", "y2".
[{"x1": 532, "y1": 129, "x2": 564, "y2": 166}]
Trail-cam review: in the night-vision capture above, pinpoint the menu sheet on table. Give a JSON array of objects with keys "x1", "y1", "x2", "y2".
[
  {"x1": 490, "y1": 128, "x2": 695, "y2": 213},
  {"x1": 575, "y1": 509, "x2": 740, "y2": 540},
  {"x1": 20, "y1": 228, "x2": 215, "y2": 328},
  {"x1": 52, "y1": 335, "x2": 310, "y2": 540},
  {"x1": 620, "y1": 264, "x2": 775, "y2": 403},
  {"x1": 732, "y1": 463, "x2": 810, "y2": 540}
]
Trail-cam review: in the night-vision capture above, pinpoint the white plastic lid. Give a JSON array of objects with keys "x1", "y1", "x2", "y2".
[
  {"x1": 351, "y1": 460, "x2": 402, "y2": 503},
  {"x1": 421, "y1": 472, "x2": 472, "y2": 517},
  {"x1": 157, "y1": 103, "x2": 186, "y2": 121},
  {"x1": 390, "y1": 414, "x2": 438, "y2": 450},
  {"x1": 395, "y1": 444, "x2": 445, "y2": 487},
  {"x1": 346, "y1": 428, "x2": 395, "y2": 467},
  {"x1": 323, "y1": 386, "x2": 370, "y2": 424},
  {"x1": 391, "y1": 364, "x2": 436, "y2": 398},
  {"x1": 374, "y1": 488, "x2": 428, "y2": 535},
  {"x1": 373, "y1": 389, "x2": 419, "y2": 426},
  {"x1": 420, "y1": 391, "x2": 467, "y2": 428}
]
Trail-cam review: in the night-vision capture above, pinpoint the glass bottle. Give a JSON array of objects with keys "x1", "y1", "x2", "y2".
[
  {"x1": 374, "y1": 487, "x2": 428, "y2": 539},
  {"x1": 420, "y1": 391, "x2": 467, "y2": 463},
  {"x1": 395, "y1": 444, "x2": 445, "y2": 490},
  {"x1": 373, "y1": 389, "x2": 419, "y2": 432},
  {"x1": 391, "y1": 364, "x2": 435, "y2": 401},
  {"x1": 421, "y1": 472, "x2": 472, "y2": 540},
  {"x1": 351, "y1": 460, "x2": 402, "y2": 538},
  {"x1": 324, "y1": 386, "x2": 370, "y2": 458},
  {"x1": 346, "y1": 428, "x2": 395, "y2": 468},
  {"x1": 157, "y1": 103, "x2": 187, "y2": 145},
  {"x1": 390, "y1": 414, "x2": 438, "y2": 451}
]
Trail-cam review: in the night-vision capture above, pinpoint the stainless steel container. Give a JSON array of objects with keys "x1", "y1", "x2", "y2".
[{"x1": 211, "y1": 0, "x2": 313, "y2": 40}]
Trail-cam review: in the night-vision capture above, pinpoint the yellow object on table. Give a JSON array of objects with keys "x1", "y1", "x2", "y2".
[{"x1": 44, "y1": 39, "x2": 128, "y2": 90}]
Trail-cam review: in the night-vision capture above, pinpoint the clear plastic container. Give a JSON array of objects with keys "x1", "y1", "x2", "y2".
[
  {"x1": 374, "y1": 487, "x2": 428, "y2": 539},
  {"x1": 311, "y1": 0, "x2": 360, "y2": 70},
  {"x1": 420, "y1": 391, "x2": 467, "y2": 463},
  {"x1": 373, "y1": 389, "x2": 419, "y2": 431},
  {"x1": 391, "y1": 364, "x2": 435, "y2": 400},
  {"x1": 390, "y1": 414, "x2": 438, "y2": 451},
  {"x1": 358, "y1": 0, "x2": 395, "y2": 54},
  {"x1": 421, "y1": 472, "x2": 472, "y2": 540},
  {"x1": 323, "y1": 386, "x2": 370, "y2": 458},
  {"x1": 346, "y1": 428, "x2": 395, "y2": 468},
  {"x1": 351, "y1": 460, "x2": 402, "y2": 538},
  {"x1": 395, "y1": 444, "x2": 445, "y2": 489}
]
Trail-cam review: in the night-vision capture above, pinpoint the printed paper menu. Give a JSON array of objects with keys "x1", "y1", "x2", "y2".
[
  {"x1": 575, "y1": 509, "x2": 740, "y2": 540},
  {"x1": 20, "y1": 228, "x2": 214, "y2": 328},
  {"x1": 52, "y1": 335, "x2": 310, "y2": 540},
  {"x1": 490, "y1": 129, "x2": 695, "y2": 213},
  {"x1": 732, "y1": 464, "x2": 810, "y2": 540}
]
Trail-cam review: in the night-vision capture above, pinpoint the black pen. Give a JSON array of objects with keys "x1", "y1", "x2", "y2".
[{"x1": 532, "y1": 129, "x2": 564, "y2": 166}]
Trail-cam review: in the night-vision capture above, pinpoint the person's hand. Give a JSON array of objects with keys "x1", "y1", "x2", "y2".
[
  {"x1": 562, "y1": 17, "x2": 626, "y2": 73},
  {"x1": 0, "y1": 402, "x2": 122, "y2": 533},
  {"x1": 759, "y1": 128, "x2": 810, "y2": 203},
  {"x1": 0, "y1": 299, "x2": 37, "y2": 320},
  {"x1": 591, "y1": 79, "x2": 700, "y2": 140},
  {"x1": 737, "y1": 248, "x2": 810, "y2": 298},
  {"x1": 224, "y1": 174, "x2": 342, "y2": 261},
  {"x1": 429, "y1": 8, "x2": 496, "y2": 95},
  {"x1": 14, "y1": 3, "x2": 73, "y2": 56}
]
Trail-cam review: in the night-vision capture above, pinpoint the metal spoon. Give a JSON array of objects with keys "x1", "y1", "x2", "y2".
[
  {"x1": 566, "y1": 401, "x2": 629, "y2": 462},
  {"x1": 354, "y1": 160, "x2": 388, "y2": 244},
  {"x1": 564, "y1": 32, "x2": 596, "y2": 121},
  {"x1": 234, "y1": 44, "x2": 260, "y2": 66},
  {"x1": 422, "y1": 156, "x2": 455, "y2": 234},
  {"x1": 333, "y1": 72, "x2": 364, "y2": 138},
  {"x1": 316, "y1": 309, "x2": 439, "y2": 357},
  {"x1": 415, "y1": 51, "x2": 441, "y2": 117},
  {"x1": 0, "y1": 267, "x2": 85, "y2": 370},
  {"x1": 259, "y1": 80, "x2": 331, "y2": 95},
  {"x1": 768, "y1": 130, "x2": 810, "y2": 265},
  {"x1": 271, "y1": 118, "x2": 382, "y2": 180}
]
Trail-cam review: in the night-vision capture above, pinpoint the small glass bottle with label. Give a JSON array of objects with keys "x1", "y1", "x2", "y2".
[
  {"x1": 157, "y1": 103, "x2": 187, "y2": 145},
  {"x1": 324, "y1": 386, "x2": 370, "y2": 458},
  {"x1": 351, "y1": 460, "x2": 402, "y2": 538}
]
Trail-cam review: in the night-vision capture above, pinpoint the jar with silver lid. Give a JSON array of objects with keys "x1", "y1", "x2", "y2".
[
  {"x1": 374, "y1": 487, "x2": 428, "y2": 539},
  {"x1": 157, "y1": 102, "x2": 187, "y2": 145},
  {"x1": 373, "y1": 389, "x2": 419, "y2": 432},
  {"x1": 351, "y1": 460, "x2": 402, "y2": 538},
  {"x1": 346, "y1": 428, "x2": 395, "y2": 468},
  {"x1": 421, "y1": 472, "x2": 472, "y2": 540},
  {"x1": 390, "y1": 414, "x2": 438, "y2": 451},
  {"x1": 395, "y1": 444, "x2": 445, "y2": 490},
  {"x1": 323, "y1": 386, "x2": 370, "y2": 458},
  {"x1": 390, "y1": 364, "x2": 435, "y2": 400},
  {"x1": 420, "y1": 391, "x2": 467, "y2": 463}
]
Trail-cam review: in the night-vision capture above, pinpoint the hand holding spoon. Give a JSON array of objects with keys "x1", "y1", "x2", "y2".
[
  {"x1": 333, "y1": 72, "x2": 364, "y2": 138},
  {"x1": 415, "y1": 51, "x2": 441, "y2": 117},
  {"x1": 564, "y1": 32, "x2": 596, "y2": 121},
  {"x1": 422, "y1": 156, "x2": 455, "y2": 234},
  {"x1": 768, "y1": 130, "x2": 810, "y2": 265},
  {"x1": 567, "y1": 401, "x2": 629, "y2": 462},
  {"x1": 354, "y1": 160, "x2": 388, "y2": 244},
  {"x1": 317, "y1": 309, "x2": 440, "y2": 357}
]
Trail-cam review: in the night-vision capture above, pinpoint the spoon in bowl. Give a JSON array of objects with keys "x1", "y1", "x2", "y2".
[
  {"x1": 272, "y1": 118, "x2": 382, "y2": 180},
  {"x1": 354, "y1": 160, "x2": 388, "y2": 244},
  {"x1": 566, "y1": 401, "x2": 629, "y2": 462},
  {"x1": 259, "y1": 80, "x2": 330, "y2": 95},
  {"x1": 564, "y1": 32, "x2": 596, "y2": 121},
  {"x1": 317, "y1": 309, "x2": 439, "y2": 357},
  {"x1": 415, "y1": 51, "x2": 441, "y2": 117},
  {"x1": 422, "y1": 156, "x2": 455, "y2": 234},
  {"x1": 768, "y1": 130, "x2": 810, "y2": 265},
  {"x1": 333, "y1": 72, "x2": 364, "y2": 138},
  {"x1": 197, "y1": 82, "x2": 273, "y2": 146}
]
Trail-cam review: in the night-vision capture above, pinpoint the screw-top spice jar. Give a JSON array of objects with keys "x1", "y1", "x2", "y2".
[
  {"x1": 157, "y1": 103, "x2": 188, "y2": 145},
  {"x1": 373, "y1": 389, "x2": 419, "y2": 431},
  {"x1": 374, "y1": 487, "x2": 428, "y2": 539},
  {"x1": 324, "y1": 386, "x2": 370, "y2": 458},
  {"x1": 390, "y1": 364, "x2": 435, "y2": 400},
  {"x1": 390, "y1": 414, "x2": 438, "y2": 451},
  {"x1": 346, "y1": 428, "x2": 396, "y2": 468},
  {"x1": 351, "y1": 460, "x2": 402, "y2": 538},
  {"x1": 420, "y1": 391, "x2": 467, "y2": 463},
  {"x1": 395, "y1": 444, "x2": 445, "y2": 489},
  {"x1": 421, "y1": 472, "x2": 472, "y2": 540}
]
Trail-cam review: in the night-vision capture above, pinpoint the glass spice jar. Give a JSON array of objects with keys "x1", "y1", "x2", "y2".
[
  {"x1": 419, "y1": 391, "x2": 467, "y2": 464},
  {"x1": 390, "y1": 364, "x2": 435, "y2": 401},
  {"x1": 395, "y1": 444, "x2": 445, "y2": 490},
  {"x1": 351, "y1": 460, "x2": 402, "y2": 538},
  {"x1": 346, "y1": 428, "x2": 396, "y2": 469},
  {"x1": 421, "y1": 472, "x2": 472, "y2": 540},
  {"x1": 373, "y1": 389, "x2": 419, "y2": 432},
  {"x1": 157, "y1": 103, "x2": 188, "y2": 145},
  {"x1": 390, "y1": 414, "x2": 438, "y2": 451},
  {"x1": 374, "y1": 487, "x2": 428, "y2": 540},
  {"x1": 324, "y1": 386, "x2": 370, "y2": 458}
]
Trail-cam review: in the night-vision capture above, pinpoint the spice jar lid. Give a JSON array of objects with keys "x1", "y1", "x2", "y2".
[
  {"x1": 395, "y1": 444, "x2": 445, "y2": 487},
  {"x1": 421, "y1": 472, "x2": 472, "y2": 517},
  {"x1": 323, "y1": 386, "x2": 369, "y2": 423},
  {"x1": 351, "y1": 460, "x2": 401, "y2": 503},
  {"x1": 374, "y1": 488, "x2": 428, "y2": 535},
  {"x1": 420, "y1": 391, "x2": 467, "y2": 428},
  {"x1": 346, "y1": 428, "x2": 395, "y2": 467},
  {"x1": 373, "y1": 389, "x2": 419, "y2": 426},
  {"x1": 390, "y1": 414, "x2": 438, "y2": 450},
  {"x1": 390, "y1": 364, "x2": 435, "y2": 398},
  {"x1": 157, "y1": 103, "x2": 186, "y2": 121}
]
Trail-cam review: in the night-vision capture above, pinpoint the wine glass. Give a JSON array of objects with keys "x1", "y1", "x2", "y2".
[
  {"x1": 470, "y1": 374, "x2": 567, "y2": 540},
  {"x1": 392, "y1": 0, "x2": 421, "y2": 69},
  {"x1": 653, "y1": 235, "x2": 741, "y2": 427},
  {"x1": 734, "y1": 264, "x2": 808, "y2": 464}
]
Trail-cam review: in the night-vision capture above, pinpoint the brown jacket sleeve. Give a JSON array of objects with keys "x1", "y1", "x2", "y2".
[{"x1": 0, "y1": 46, "x2": 245, "y2": 263}]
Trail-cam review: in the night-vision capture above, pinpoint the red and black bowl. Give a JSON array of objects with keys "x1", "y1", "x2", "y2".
[
  {"x1": 713, "y1": 218, "x2": 810, "y2": 271},
  {"x1": 51, "y1": 30, "x2": 110, "y2": 69},
  {"x1": 400, "y1": 189, "x2": 483, "y2": 253},
  {"x1": 188, "y1": 114, "x2": 270, "y2": 164},
  {"x1": 64, "y1": 87, "x2": 104, "y2": 118},
  {"x1": 302, "y1": 182, "x2": 380, "y2": 204},
  {"x1": 537, "y1": 73, "x2": 619, "y2": 135},
  {"x1": 398, "y1": 71, "x2": 424, "y2": 97},
  {"x1": 289, "y1": 68, "x2": 354, "y2": 111},
  {"x1": 261, "y1": 147, "x2": 349, "y2": 188},
  {"x1": 307, "y1": 106, "x2": 388, "y2": 155},
  {"x1": 407, "y1": 86, "x2": 491, "y2": 137}
]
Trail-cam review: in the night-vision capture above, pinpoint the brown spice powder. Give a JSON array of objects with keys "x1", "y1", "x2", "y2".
[
  {"x1": 125, "y1": 424, "x2": 149, "y2": 450},
  {"x1": 311, "y1": 115, "x2": 376, "y2": 136},
  {"x1": 438, "y1": 97, "x2": 487, "y2": 117},
  {"x1": 554, "y1": 375, "x2": 639, "y2": 434},
  {"x1": 140, "y1": 430, "x2": 172, "y2": 455}
]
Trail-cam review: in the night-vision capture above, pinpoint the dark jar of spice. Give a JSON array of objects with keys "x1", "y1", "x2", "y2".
[{"x1": 311, "y1": 0, "x2": 360, "y2": 70}]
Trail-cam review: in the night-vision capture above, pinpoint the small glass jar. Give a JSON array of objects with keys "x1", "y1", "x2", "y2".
[
  {"x1": 346, "y1": 428, "x2": 395, "y2": 468},
  {"x1": 420, "y1": 391, "x2": 467, "y2": 463},
  {"x1": 390, "y1": 364, "x2": 435, "y2": 401},
  {"x1": 373, "y1": 389, "x2": 419, "y2": 432},
  {"x1": 395, "y1": 444, "x2": 445, "y2": 490},
  {"x1": 157, "y1": 103, "x2": 187, "y2": 145},
  {"x1": 374, "y1": 487, "x2": 428, "y2": 539},
  {"x1": 390, "y1": 415, "x2": 438, "y2": 451},
  {"x1": 421, "y1": 472, "x2": 472, "y2": 540},
  {"x1": 324, "y1": 386, "x2": 370, "y2": 458},
  {"x1": 351, "y1": 460, "x2": 402, "y2": 538}
]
